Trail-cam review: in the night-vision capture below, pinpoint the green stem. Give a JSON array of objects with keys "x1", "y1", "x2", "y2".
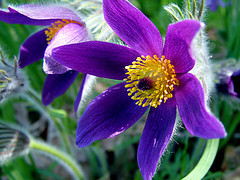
[
  {"x1": 51, "y1": 116, "x2": 73, "y2": 155},
  {"x1": 164, "y1": 6, "x2": 180, "y2": 21},
  {"x1": 25, "y1": 88, "x2": 72, "y2": 155},
  {"x1": 187, "y1": 0, "x2": 191, "y2": 11},
  {"x1": 172, "y1": 4, "x2": 185, "y2": 19},
  {"x1": 182, "y1": 139, "x2": 219, "y2": 180},
  {"x1": 192, "y1": 0, "x2": 197, "y2": 18},
  {"x1": 198, "y1": 0, "x2": 205, "y2": 20},
  {"x1": 29, "y1": 138, "x2": 85, "y2": 180}
]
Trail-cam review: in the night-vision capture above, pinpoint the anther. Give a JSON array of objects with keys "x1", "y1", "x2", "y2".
[{"x1": 124, "y1": 55, "x2": 179, "y2": 108}]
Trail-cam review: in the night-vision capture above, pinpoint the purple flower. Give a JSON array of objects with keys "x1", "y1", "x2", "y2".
[
  {"x1": 0, "y1": 4, "x2": 91, "y2": 106},
  {"x1": 203, "y1": 0, "x2": 231, "y2": 11},
  {"x1": 217, "y1": 69, "x2": 240, "y2": 97},
  {"x1": 52, "y1": 0, "x2": 227, "y2": 179}
]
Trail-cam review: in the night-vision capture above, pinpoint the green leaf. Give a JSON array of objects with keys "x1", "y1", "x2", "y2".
[
  {"x1": 1, "y1": 100, "x2": 16, "y2": 123},
  {"x1": 2, "y1": 157, "x2": 34, "y2": 180},
  {"x1": 181, "y1": 139, "x2": 220, "y2": 180}
]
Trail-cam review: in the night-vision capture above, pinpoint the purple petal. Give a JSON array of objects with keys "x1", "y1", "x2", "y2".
[
  {"x1": 0, "y1": 7, "x2": 53, "y2": 25},
  {"x1": 205, "y1": 0, "x2": 231, "y2": 11},
  {"x1": 218, "y1": 0, "x2": 232, "y2": 7},
  {"x1": 42, "y1": 70, "x2": 78, "y2": 105},
  {"x1": 163, "y1": 20, "x2": 201, "y2": 73},
  {"x1": 43, "y1": 23, "x2": 90, "y2": 74},
  {"x1": 0, "y1": 5, "x2": 83, "y2": 26},
  {"x1": 19, "y1": 29, "x2": 48, "y2": 68},
  {"x1": 137, "y1": 98, "x2": 176, "y2": 180},
  {"x1": 76, "y1": 82, "x2": 148, "y2": 148},
  {"x1": 230, "y1": 70, "x2": 240, "y2": 96},
  {"x1": 103, "y1": 0, "x2": 163, "y2": 56},
  {"x1": 52, "y1": 41, "x2": 140, "y2": 80},
  {"x1": 74, "y1": 74, "x2": 88, "y2": 118},
  {"x1": 175, "y1": 73, "x2": 227, "y2": 138},
  {"x1": 208, "y1": 0, "x2": 218, "y2": 11}
]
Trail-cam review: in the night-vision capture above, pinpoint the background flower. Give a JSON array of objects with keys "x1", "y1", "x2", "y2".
[
  {"x1": 204, "y1": 0, "x2": 232, "y2": 11},
  {"x1": 215, "y1": 59, "x2": 240, "y2": 98},
  {"x1": 0, "y1": 4, "x2": 91, "y2": 106}
]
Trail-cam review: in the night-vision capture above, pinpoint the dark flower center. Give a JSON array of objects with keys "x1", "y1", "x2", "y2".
[
  {"x1": 231, "y1": 71, "x2": 240, "y2": 95},
  {"x1": 137, "y1": 78, "x2": 153, "y2": 91}
]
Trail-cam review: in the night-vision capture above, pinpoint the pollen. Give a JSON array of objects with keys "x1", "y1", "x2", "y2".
[
  {"x1": 124, "y1": 55, "x2": 179, "y2": 108},
  {"x1": 45, "y1": 19, "x2": 83, "y2": 44}
]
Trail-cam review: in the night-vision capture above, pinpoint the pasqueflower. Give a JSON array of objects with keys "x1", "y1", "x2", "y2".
[
  {"x1": 217, "y1": 68, "x2": 240, "y2": 98},
  {"x1": 52, "y1": 0, "x2": 227, "y2": 179},
  {"x1": 203, "y1": 0, "x2": 231, "y2": 11},
  {"x1": 0, "y1": 4, "x2": 91, "y2": 106}
]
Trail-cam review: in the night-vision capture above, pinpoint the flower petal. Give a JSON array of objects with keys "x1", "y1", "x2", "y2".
[
  {"x1": 218, "y1": 0, "x2": 232, "y2": 7},
  {"x1": 230, "y1": 69, "x2": 240, "y2": 96},
  {"x1": 52, "y1": 41, "x2": 140, "y2": 80},
  {"x1": 103, "y1": 0, "x2": 163, "y2": 56},
  {"x1": 175, "y1": 73, "x2": 227, "y2": 138},
  {"x1": 19, "y1": 29, "x2": 48, "y2": 68},
  {"x1": 208, "y1": 0, "x2": 218, "y2": 11},
  {"x1": 163, "y1": 20, "x2": 201, "y2": 73},
  {"x1": 76, "y1": 82, "x2": 148, "y2": 148},
  {"x1": 42, "y1": 70, "x2": 78, "y2": 105},
  {"x1": 43, "y1": 23, "x2": 90, "y2": 74},
  {"x1": 137, "y1": 98, "x2": 176, "y2": 180},
  {"x1": 0, "y1": 5, "x2": 83, "y2": 26}
]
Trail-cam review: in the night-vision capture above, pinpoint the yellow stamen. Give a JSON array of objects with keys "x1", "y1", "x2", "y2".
[
  {"x1": 124, "y1": 55, "x2": 179, "y2": 108},
  {"x1": 45, "y1": 19, "x2": 84, "y2": 44}
]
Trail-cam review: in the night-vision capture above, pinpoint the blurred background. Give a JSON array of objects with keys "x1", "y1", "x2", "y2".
[{"x1": 0, "y1": 0, "x2": 239, "y2": 179}]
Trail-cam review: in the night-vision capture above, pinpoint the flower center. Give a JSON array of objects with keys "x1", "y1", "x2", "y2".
[
  {"x1": 45, "y1": 19, "x2": 83, "y2": 44},
  {"x1": 124, "y1": 55, "x2": 179, "y2": 108}
]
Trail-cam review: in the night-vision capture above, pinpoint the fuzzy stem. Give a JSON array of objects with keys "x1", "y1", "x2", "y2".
[
  {"x1": 192, "y1": 0, "x2": 197, "y2": 18},
  {"x1": 172, "y1": 4, "x2": 185, "y2": 19},
  {"x1": 164, "y1": 6, "x2": 180, "y2": 21},
  {"x1": 29, "y1": 139, "x2": 85, "y2": 180},
  {"x1": 198, "y1": 0, "x2": 205, "y2": 20},
  {"x1": 181, "y1": 139, "x2": 219, "y2": 180},
  {"x1": 187, "y1": 0, "x2": 191, "y2": 11}
]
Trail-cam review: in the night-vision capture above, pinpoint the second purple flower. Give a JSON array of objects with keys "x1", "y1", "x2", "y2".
[{"x1": 0, "y1": 4, "x2": 91, "y2": 107}]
